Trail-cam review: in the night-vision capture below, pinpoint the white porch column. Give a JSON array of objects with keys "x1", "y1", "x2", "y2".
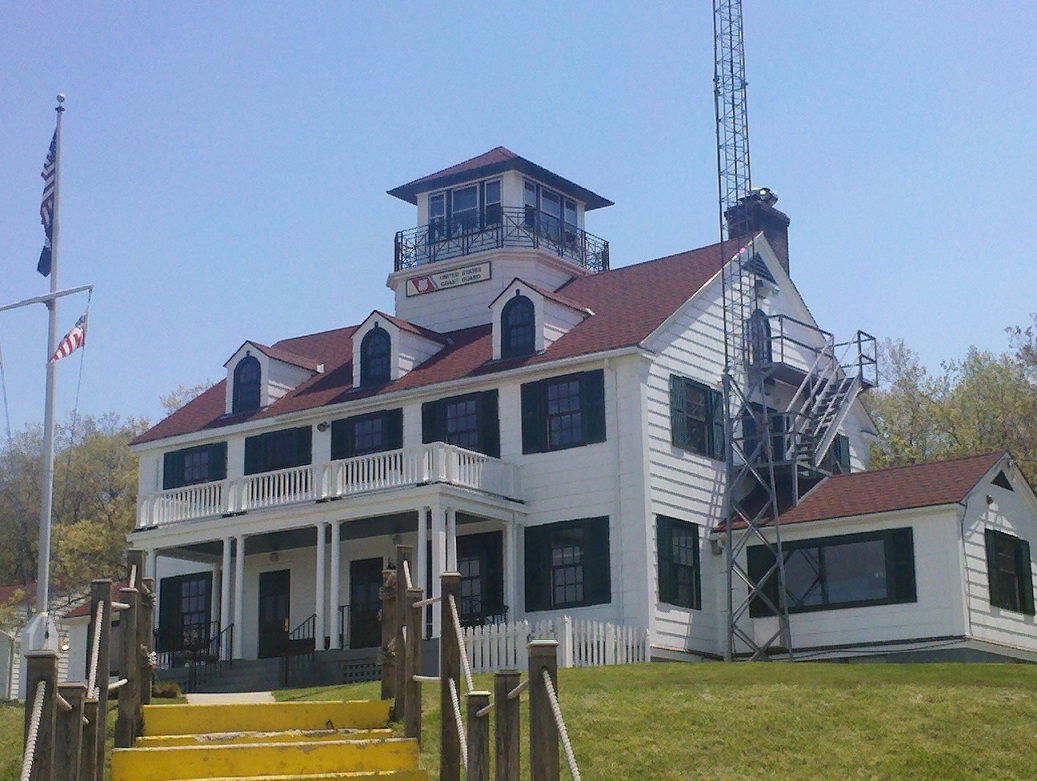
[
  {"x1": 315, "y1": 523, "x2": 327, "y2": 651},
  {"x1": 505, "y1": 517, "x2": 520, "y2": 620},
  {"x1": 233, "y1": 534, "x2": 246, "y2": 660},
  {"x1": 446, "y1": 507, "x2": 457, "y2": 571},
  {"x1": 220, "y1": 537, "x2": 232, "y2": 630},
  {"x1": 329, "y1": 521, "x2": 342, "y2": 650},
  {"x1": 430, "y1": 503, "x2": 446, "y2": 637},
  {"x1": 147, "y1": 549, "x2": 158, "y2": 581},
  {"x1": 417, "y1": 506, "x2": 429, "y2": 595}
]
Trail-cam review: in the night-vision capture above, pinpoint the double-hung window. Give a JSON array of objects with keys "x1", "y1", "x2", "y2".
[
  {"x1": 521, "y1": 370, "x2": 605, "y2": 454},
  {"x1": 985, "y1": 529, "x2": 1035, "y2": 615},
  {"x1": 669, "y1": 375, "x2": 724, "y2": 459},
  {"x1": 525, "y1": 517, "x2": 610, "y2": 611},
  {"x1": 747, "y1": 528, "x2": 916, "y2": 616},
  {"x1": 422, "y1": 390, "x2": 500, "y2": 457},
  {"x1": 428, "y1": 178, "x2": 503, "y2": 239},
  {"x1": 163, "y1": 442, "x2": 228, "y2": 490},
  {"x1": 657, "y1": 516, "x2": 701, "y2": 610},
  {"x1": 331, "y1": 409, "x2": 403, "y2": 460}
]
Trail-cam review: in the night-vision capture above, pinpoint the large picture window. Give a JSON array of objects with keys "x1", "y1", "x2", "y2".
[
  {"x1": 525, "y1": 517, "x2": 610, "y2": 612},
  {"x1": 670, "y1": 375, "x2": 724, "y2": 459},
  {"x1": 657, "y1": 516, "x2": 701, "y2": 610},
  {"x1": 985, "y1": 529, "x2": 1035, "y2": 615},
  {"x1": 521, "y1": 370, "x2": 605, "y2": 454},
  {"x1": 163, "y1": 442, "x2": 228, "y2": 490},
  {"x1": 331, "y1": 409, "x2": 403, "y2": 460},
  {"x1": 747, "y1": 528, "x2": 916, "y2": 617},
  {"x1": 422, "y1": 390, "x2": 500, "y2": 458}
]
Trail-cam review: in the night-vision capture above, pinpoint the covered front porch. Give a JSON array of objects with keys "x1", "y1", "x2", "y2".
[{"x1": 134, "y1": 478, "x2": 525, "y2": 672}]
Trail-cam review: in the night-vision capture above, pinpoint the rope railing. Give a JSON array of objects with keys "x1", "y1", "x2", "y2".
[
  {"x1": 448, "y1": 594, "x2": 474, "y2": 693},
  {"x1": 128, "y1": 563, "x2": 137, "y2": 590},
  {"x1": 87, "y1": 600, "x2": 104, "y2": 697},
  {"x1": 541, "y1": 668, "x2": 582, "y2": 781},
  {"x1": 413, "y1": 595, "x2": 442, "y2": 609},
  {"x1": 19, "y1": 680, "x2": 46, "y2": 781},
  {"x1": 447, "y1": 676, "x2": 468, "y2": 770},
  {"x1": 402, "y1": 559, "x2": 413, "y2": 590},
  {"x1": 508, "y1": 678, "x2": 529, "y2": 700}
]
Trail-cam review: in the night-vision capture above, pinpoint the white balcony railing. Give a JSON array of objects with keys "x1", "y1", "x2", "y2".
[{"x1": 137, "y1": 442, "x2": 520, "y2": 529}]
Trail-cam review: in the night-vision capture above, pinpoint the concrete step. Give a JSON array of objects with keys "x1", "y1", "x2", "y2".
[
  {"x1": 111, "y1": 737, "x2": 421, "y2": 781},
  {"x1": 168, "y1": 773, "x2": 426, "y2": 781},
  {"x1": 142, "y1": 700, "x2": 392, "y2": 736},
  {"x1": 136, "y1": 728, "x2": 393, "y2": 747}
]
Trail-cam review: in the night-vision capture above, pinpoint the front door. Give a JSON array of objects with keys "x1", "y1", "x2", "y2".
[
  {"x1": 258, "y1": 569, "x2": 290, "y2": 658},
  {"x1": 349, "y1": 558, "x2": 383, "y2": 649},
  {"x1": 457, "y1": 531, "x2": 504, "y2": 625}
]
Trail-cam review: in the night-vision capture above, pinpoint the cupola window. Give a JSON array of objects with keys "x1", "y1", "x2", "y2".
[
  {"x1": 501, "y1": 293, "x2": 535, "y2": 358},
  {"x1": 232, "y1": 354, "x2": 261, "y2": 414},
  {"x1": 360, "y1": 325, "x2": 391, "y2": 387}
]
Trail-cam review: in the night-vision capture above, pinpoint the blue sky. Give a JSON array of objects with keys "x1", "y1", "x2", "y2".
[{"x1": 1, "y1": 2, "x2": 1034, "y2": 433}]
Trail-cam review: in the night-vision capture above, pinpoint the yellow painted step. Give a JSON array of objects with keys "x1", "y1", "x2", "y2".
[
  {"x1": 170, "y1": 772, "x2": 427, "y2": 781},
  {"x1": 111, "y1": 737, "x2": 420, "y2": 781},
  {"x1": 142, "y1": 700, "x2": 391, "y2": 736},
  {"x1": 136, "y1": 728, "x2": 393, "y2": 747}
]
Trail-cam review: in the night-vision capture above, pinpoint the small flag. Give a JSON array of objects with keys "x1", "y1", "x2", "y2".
[
  {"x1": 38, "y1": 130, "x2": 57, "y2": 277},
  {"x1": 50, "y1": 311, "x2": 87, "y2": 363}
]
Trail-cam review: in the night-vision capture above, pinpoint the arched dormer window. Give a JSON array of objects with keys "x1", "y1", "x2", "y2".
[
  {"x1": 748, "y1": 309, "x2": 772, "y2": 365},
  {"x1": 233, "y1": 354, "x2": 261, "y2": 414},
  {"x1": 360, "y1": 325, "x2": 391, "y2": 387},
  {"x1": 501, "y1": 294, "x2": 535, "y2": 358}
]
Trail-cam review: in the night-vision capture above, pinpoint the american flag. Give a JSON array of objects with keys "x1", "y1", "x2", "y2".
[
  {"x1": 38, "y1": 130, "x2": 57, "y2": 277},
  {"x1": 49, "y1": 311, "x2": 87, "y2": 363}
]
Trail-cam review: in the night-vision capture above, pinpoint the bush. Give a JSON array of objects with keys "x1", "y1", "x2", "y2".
[{"x1": 151, "y1": 680, "x2": 182, "y2": 699}]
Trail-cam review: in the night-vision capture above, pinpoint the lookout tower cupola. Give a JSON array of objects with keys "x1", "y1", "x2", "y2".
[{"x1": 386, "y1": 147, "x2": 612, "y2": 332}]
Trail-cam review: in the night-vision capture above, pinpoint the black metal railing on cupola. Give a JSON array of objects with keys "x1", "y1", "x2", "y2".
[{"x1": 394, "y1": 206, "x2": 609, "y2": 273}]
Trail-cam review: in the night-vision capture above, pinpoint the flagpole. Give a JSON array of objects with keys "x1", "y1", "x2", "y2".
[{"x1": 34, "y1": 94, "x2": 64, "y2": 625}]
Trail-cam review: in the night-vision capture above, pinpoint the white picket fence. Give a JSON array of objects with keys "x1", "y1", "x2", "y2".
[{"x1": 463, "y1": 616, "x2": 648, "y2": 674}]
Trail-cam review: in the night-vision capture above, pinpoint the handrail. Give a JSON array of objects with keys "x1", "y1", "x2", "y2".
[
  {"x1": 19, "y1": 680, "x2": 46, "y2": 781},
  {"x1": 87, "y1": 601, "x2": 104, "y2": 697},
  {"x1": 447, "y1": 677, "x2": 468, "y2": 770},
  {"x1": 402, "y1": 559, "x2": 413, "y2": 590},
  {"x1": 541, "y1": 668, "x2": 582, "y2": 781},
  {"x1": 448, "y1": 594, "x2": 475, "y2": 693}
]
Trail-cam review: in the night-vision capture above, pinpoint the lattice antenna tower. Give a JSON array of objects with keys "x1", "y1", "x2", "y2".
[{"x1": 713, "y1": 0, "x2": 793, "y2": 660}]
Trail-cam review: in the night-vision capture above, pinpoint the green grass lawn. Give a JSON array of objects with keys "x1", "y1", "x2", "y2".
[{"x1": 277, "y1": 662, "x2": 1037, "y2": 780}]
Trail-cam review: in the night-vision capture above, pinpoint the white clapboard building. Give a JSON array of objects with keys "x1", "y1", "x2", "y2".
[{"x1": 127, "y1": 148, "x2": 1037, "y2": 683}]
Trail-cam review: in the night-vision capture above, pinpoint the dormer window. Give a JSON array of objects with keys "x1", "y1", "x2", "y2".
[
  {"x1": 232, "y1": 354, "x2": 261, "y2": 414},
  {"x1": 501, "y1": 294, "x2": 535, "y2": 358},
  {"x1": 360, "y1": 325, "x2": 391, "y2": 387}
]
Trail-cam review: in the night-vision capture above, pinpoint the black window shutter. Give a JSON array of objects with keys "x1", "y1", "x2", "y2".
[
  {"x1": 422, "y1": 400, "x2": 443, "y2": 445},
  {"x1": 747, "y1": 545, "x2": 778, "y2": 618},
  {"x1": 582, "y1": 370, "x2": 606, "y2": 445},
  {"x1": 584, "y1": 517, "x2": 611, "y2": 605},
  {"x1": 520, "y1": 381, "x2": 544, "y2": 454},
  {"x1": 709, "y1": 388, "x2": 725, "y2": 459},
  {"x1": 669, "y1": 375, "x2": 686, "y2": 449},
  {"x1": 162, "y1": 450, "x2": 184, "y2": 490},
  {"x1": 485, "y1": 531, "x2": 505, "y2": 615},
  {"x1": 479, "y1": 391, "x2": 500, "y2": 458},
  {"x1": 657, "y1": 516, "x2": 675, "y2": 604},
  {"x1": 295, "y1": 426, "x2": 313, "y2": 466},
  {"x1": 524, "y1": 525, "x2": 549, "y2": 612},
  {"x1": 985, "y1": 529, "x2": 1001, "y2": 608},
  {"x1": 385, "y1": 408, "x2": 404, "y2": 451},
  {"x1": 244, "y1": 435, "x2": 263, "y2": 476},
  {"x1": 330, "y1": 419, "x2": 352, "y2": 461},
  {"x1": 208, "y1": 442, "x2": 228, "y2": 481},
  {"x1": 1017, "y1": 538, "x2": 1035, "y2": 615},
  {"x1": 835, "y1": 434, "x2": 851, "y2": 473},
  {"x1": 157, "y1": 577, "x2": 179, "y2": 651},
  {"x1": 888, "y1": 528, "x2": 917, "y2": 603}
]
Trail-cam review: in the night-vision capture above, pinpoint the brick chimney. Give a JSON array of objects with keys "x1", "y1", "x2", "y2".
[{"x1": 725, "y1": 188, "x2": 791, "y2": 276}]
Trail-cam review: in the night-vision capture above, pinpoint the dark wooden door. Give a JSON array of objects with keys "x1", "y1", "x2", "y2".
[
  {"x1": 349, "y1": 558, "x2": 383, "y2": 649},
  {"x1": 258, "y1": 569, "x2": 290, "y2": 658}
]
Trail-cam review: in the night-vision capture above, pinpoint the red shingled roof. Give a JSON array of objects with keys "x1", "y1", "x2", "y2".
[
  {"x1": 133, "y1": 238, "x2": 746, "y2": 446},
  {"x1": 777, "y1": 452, "x2": 1005, "y2": 526},
  {"x1": 393, "y1": 146, "x2": 519, "y2": 193}
]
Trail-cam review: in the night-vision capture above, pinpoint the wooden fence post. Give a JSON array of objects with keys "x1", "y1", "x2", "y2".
[
  {"x1": 79, "y1": 697, "x2": 99, "y2": 781},
  {"x1": 394, "y1": 544, "x2": 413, "y2": 720},
  {"x1": 139, "y1": 575, "x2": 155, "y2": 711},
  {"x1": 380, "y1": 567, "x2": 397, "y2": 700},
  {"x1": 89, "y1": 580, "x2": 112, "y2": 781},
  {"x1": 466, "y1": 690, "x2": 491, "y2": 781},
  {"x1": 404, "y1": 586, "x2": 423, "y2": 742},
  {"x1": 115, "y1": 585, "x2": 139, "y2": 748},
  {"x1": 55, "y1": 682, "x2": 86, "y2": 781},
  {"x1": 529, "y1": 640, "x2": 560, "y2": 781},
  {"x1": 23, "y1": 650, "x2": 58, "y2": 781},
  {"x1": 440, "y1": 572, "x2": 462, "y2": 781},
  {"x1": 494, "y1": 669, "x2": 521, "y2": 781}
]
